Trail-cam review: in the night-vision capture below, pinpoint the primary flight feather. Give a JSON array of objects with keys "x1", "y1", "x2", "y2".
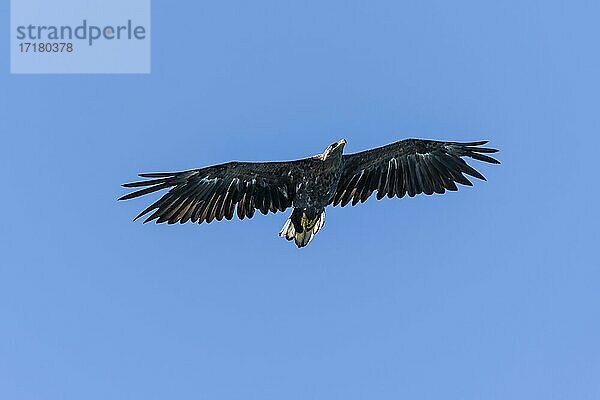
[{"x1": 119, "y1": 138, "x2": 500, "y2": 248}]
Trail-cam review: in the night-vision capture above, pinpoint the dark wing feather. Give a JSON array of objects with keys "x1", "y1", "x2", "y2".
[
  {"x1": 332, "y1": 139, "x2": 499, "y2": 207},
  {"x1": 120, "y1": 159, "x2": 314, "y2": 224}
]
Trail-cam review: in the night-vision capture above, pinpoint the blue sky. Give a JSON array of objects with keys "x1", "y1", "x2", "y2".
[{"x1": 1, "y1": 1, "x2": 599, "y2": 399}]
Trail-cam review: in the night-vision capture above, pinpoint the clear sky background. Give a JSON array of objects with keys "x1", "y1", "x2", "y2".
[{"x1": 1, "y1": 1, "x2": 599, "y2": 399}]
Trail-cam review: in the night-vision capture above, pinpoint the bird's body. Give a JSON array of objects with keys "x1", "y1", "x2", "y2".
[
  {"x1": 291, "y1": 142, "x2": 344, "y2": 210},
  {"x1": 120, "y1": 138, "x2": 499, "y2": 247}
]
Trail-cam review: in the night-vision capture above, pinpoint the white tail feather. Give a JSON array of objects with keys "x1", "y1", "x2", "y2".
[{"x1": 279, "y1": 209, "x2": 326, "y2": 248}]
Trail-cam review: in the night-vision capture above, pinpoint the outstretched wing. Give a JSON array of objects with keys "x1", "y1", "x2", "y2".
[
  {"x1": 332, "y1": 139, "x2": 499, "y2": 207},
  {"x1": 119, "y1": 159, "x2": 314, "y2": 224}
]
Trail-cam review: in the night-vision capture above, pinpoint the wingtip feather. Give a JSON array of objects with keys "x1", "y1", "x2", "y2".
[{"x1": 138, "y1": 172, "x2": 176, "y2": 178}]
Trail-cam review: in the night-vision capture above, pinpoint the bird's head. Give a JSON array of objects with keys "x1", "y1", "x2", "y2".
[{"x1": 321, "y1": 139, "x2": 347, "y2": 160}]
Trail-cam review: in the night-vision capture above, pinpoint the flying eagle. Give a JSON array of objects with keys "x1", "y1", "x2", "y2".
[{"x1": 120, "y1": 138, "x2": 499, "y2": 248}]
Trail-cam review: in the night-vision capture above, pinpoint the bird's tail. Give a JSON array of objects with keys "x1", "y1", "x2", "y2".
[{"x1": 279, "y1": 208, "x2": 326, "y2": 248}]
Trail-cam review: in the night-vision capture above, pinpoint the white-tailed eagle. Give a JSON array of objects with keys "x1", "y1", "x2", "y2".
[{"x1": 120, "y1": 138, "x2": 499, "y2": 248}]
